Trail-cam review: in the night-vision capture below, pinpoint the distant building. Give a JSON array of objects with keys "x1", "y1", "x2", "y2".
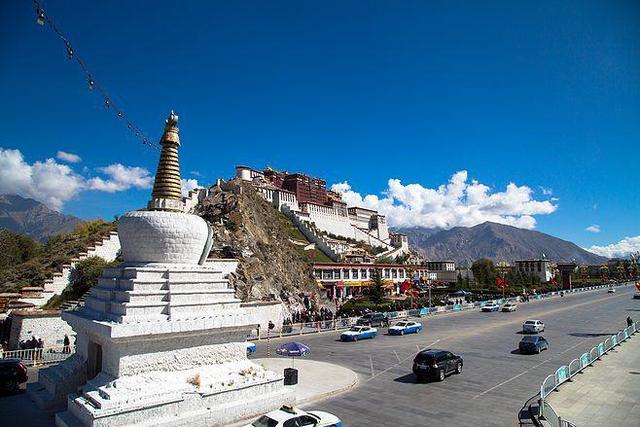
[
  {"x1": 514, "y1": 259, "x2": 553, "y2": 282},
  {"x1": 423, "y1": 261, "x2": 457, "y2": 282},
  {"x1": 235, "y1": 165, "x2": 405, "y2": 256},
  {"x1": 313, "y1": 262, "x2": 435, "y2": 299}
]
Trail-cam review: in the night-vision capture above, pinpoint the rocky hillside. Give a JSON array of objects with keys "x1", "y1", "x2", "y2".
[
  {"x1": 0, "y1": 194, "x2": 82, "y2": 242},
  {"x1": 396, "y1": 222, "x2": 608, "y2": 265},
  {"x1": 195, "y1": 180, "x2": 321, "y2": 304}
]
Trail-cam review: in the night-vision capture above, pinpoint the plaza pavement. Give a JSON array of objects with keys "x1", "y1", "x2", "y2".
[
  {"x1": 546, "y1": 331, "x2": 640, "y2": 426},
  {"x1": 254, "y1": 358, "x2": 358, "y2": 404}
]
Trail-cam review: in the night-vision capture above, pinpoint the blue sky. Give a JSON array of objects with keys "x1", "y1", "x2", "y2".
[{"x1": 1, "y1": 1, "x2": 639, "y2": 256}]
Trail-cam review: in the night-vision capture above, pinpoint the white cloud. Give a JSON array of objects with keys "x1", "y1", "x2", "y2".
[
  {"x1": 181, "y1": 178, "x2": 200, "y2": 197},
  {"x1": 587, "y1": 236, "x2": 640, "y2": 258},
  {"x1": 539, "y1": 186, "x2": 553, "y2": 196},
  {"x1": 585, "y1": 224, "x2": 601, "y2": 233},
  {"x1": 1, "y1": 147, "x2": 154, "y2": 211},
  {"x1": 56, "y1": 150, "x2": 82, "y2": 163},
  {"x1": 87, "y1": 164, "x2": 153, "y2": 193},
  {"x1": 0, "y1": 148, "x2": 84, "y2": 210},
  {"x1": 331, "y1": 170, "x2": 558, "y2": 230},
  {"x1": 190, "y1": 170, "x2": 202, "y2": 177}
]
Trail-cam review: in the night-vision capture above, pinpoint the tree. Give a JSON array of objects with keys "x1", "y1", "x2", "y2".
[
  {"x1": 69, "y1": 256, "x2": 118, "y2": 298},
  {"x1": 368, "y1": 268, "x2": 386, "y2": 304},
  {"x1": 471, "y1": 258, "x2": 497, "y2": 287},
  {"x1": 456, "y1": 272, "x2": 464, "y2": 289},
  {"x1": 0, "y1": 230, "x2": 41, "y2": 270}
]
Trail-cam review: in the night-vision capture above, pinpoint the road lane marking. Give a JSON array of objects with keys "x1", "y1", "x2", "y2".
[
  {"x1": 369, "y1": 355, "x2": 375, "y2": 377},
  {"x1": 367, "y1": 339, "x2": 442, "y2": 382},
  {"x1": 394, "y1": 350, "x2": 401, "y2": 363},
  {"x1": 472, "y1": 338, "x2": 599, "y2": 399}
]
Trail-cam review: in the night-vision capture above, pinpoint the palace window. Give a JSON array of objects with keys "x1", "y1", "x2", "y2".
[
  {"x1": 352, "y1": 269, "x2": 359, "y2": 279},
  {"x1": 343, "y1": 269, "x2": 350, "y2": 279}
]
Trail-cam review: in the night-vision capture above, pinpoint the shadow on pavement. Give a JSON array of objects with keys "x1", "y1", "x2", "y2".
[
  {"x1": 510, "y1": 349, "x2": 522, "y2": 355},
  {"x1": 393, "y1": 373, "x2": 421, "y2": 384}
]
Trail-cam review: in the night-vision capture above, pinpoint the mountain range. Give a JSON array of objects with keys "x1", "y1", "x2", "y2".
[
  {"x1": 0, "y1": 194, "x2": 83, "y2": 242},
  {"x1": 394, "y1": 222, "x2": 608, "y2": 265}
]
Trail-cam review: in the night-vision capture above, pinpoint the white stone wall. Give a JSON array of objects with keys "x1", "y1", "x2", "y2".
[
  {"x1": 242, "y1": 302, "x2": 286, "y2": 331},
  {"x1": 204, "y1": 258, "x2": 240, "y2": 277},
  {"x1": 9, "y1": 313, "x2": 73, "y2": 349}
]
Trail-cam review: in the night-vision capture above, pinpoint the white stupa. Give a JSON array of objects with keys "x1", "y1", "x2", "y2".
[{"x1": 29, "y1": 112, "x2": 292, "y2": 426}]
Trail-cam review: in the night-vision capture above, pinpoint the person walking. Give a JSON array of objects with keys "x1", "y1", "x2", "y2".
[
  {"x1": 63, "y1": 334, "x2": 71, "y2": 353},
  {"x1": 627, "y1": 316, "x2": 633, "y2": 327}
]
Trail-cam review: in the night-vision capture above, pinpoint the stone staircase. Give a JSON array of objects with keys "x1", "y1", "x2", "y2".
[
  {"x1": 19, "y1": 231, "x2": 121, "y2": 308},
  {"x1": 27, "y1": 353, "x2": 88, "y2": 410}
]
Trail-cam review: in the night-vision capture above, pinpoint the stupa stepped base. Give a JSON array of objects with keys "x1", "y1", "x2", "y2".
[
  {"x1": 28, "y1": 354, "x2": 88, "y2": 410},
  {"x1": 54, "y1": 351, "x2": 293, "y2": 427},
  {"x1": 80, "y1": 263, "x2": 242, "y2": 324}
]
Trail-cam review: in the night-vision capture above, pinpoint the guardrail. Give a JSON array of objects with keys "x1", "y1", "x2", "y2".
[
  {"x1": 251, "y1": 282, "x2": 632, "y2": 341},
  {"x1": 0, "y1": 345, "x2": 76, "y2": 367},
  {"x1": 536, "y1": 320, "x2": 639, "y2": 427}
]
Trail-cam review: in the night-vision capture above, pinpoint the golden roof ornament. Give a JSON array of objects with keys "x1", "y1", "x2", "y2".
[{"x1": 148, "y1": 110, "x2": 184, "y2": 211}]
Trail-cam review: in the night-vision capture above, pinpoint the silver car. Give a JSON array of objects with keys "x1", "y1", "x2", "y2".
[{"x1": 523, "y1": 319, "x2": 545, "y2": 333}]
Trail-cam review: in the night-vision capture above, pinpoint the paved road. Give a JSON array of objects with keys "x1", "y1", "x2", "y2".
[{"x1": 253, "y1": 285, "x2": 639, "y2": 426}]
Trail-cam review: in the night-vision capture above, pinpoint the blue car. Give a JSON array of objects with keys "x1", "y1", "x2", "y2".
[
  {"x1": 245, "y1": 341, "x2": 256, "y2": 355},
  {"x1": 340, "y1": 326, "x2": 378, "y2": 342},
  {"x1": 389, "y1": 321, "x2": 423, "y2": 335},
  {"x1": 519, "y1": 336, "x2": 549, "y2": 354}
]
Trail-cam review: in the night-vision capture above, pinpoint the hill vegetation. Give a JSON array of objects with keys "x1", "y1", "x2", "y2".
[{"x1": 0, "y1": 219, "x2": 117, "y2": 294}]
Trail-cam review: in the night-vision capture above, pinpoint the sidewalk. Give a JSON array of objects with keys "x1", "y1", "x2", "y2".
[
  {"x1": 254, "y1": 358, "x2": 358, "y2": 405},
  {"x1": 547, "y1": 333, "x2": 640, "y2": 426}
]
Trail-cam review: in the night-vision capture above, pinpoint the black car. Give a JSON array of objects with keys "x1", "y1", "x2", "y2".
[
  {"x1": 356, "y1": 312, "x2": 388, "y2": 327},
  {"x1": 0, "y1": 358, "x2": 28, "y2": 393},
  {"x1": 519, "y1": 336, "x2": 549, "y2": 354},
  {"x1": 412, "y1": 349, "x2": 463, "y2": 382}
]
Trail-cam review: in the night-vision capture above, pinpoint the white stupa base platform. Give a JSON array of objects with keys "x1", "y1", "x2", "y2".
[
  {"x1": 30, "y1": 260, "x2": 293, "y2": 426},
  {"x1": 55, "y1": 358, "x2": 293, "y2": 427}
]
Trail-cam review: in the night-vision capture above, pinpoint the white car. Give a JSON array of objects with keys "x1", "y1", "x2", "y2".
[
  {"x1": 523, "y1": 320, "x2": 545, "y2": 333},
  {"x1": 340, "y1": 325, "x2": 378, "y2": 341},
  {"x1": 502, "y1": 303, "x2": 517, "y2": 312},
  {"x1": 247, "y1": 405, "x2": 342, "y2": 427},
  {"x1": 388, "y1": 321, "x2": 423, "y2": 335},
  {"x1": 482, "y1": 303, "x2": 500, "y2": 312},
  {"x1": 608, "y1": 288, "x2": 616, "y2": 293}
]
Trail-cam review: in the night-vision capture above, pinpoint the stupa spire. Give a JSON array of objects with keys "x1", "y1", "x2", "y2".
[{"x1": 148, "y1": 110, "x2": 184, "y2": 211}]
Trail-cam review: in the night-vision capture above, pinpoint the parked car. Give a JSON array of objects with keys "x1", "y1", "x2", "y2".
[
  {"x1": 502, "y1": 303, "x2": 517, "y2": 312},
  {"x1": 245, "y1": 341, "x2": 256, "y2": 355},
  {"x1": 519, "y1": 336, "x2": 549, "y2": 354},
  {"x1": 356, "y1": 312, "x2": 388, "y2": 327},
  {"x1": 0, "y1": 358, "x2": 28, "y2": 393},
  {"x1": 246, "y1": 405, "x2": 342, "y2": 427},
  {"x1": 412, "y1": 349, "x2": 463, "y2": 382},
  {"x1": 522, "y1": 319, "x2": 545, "y2": 333},
  {"x1": 482, "y1": 303, "x2": 500, "y2": 312},
  {"x1": 633, "y1": 293, "x2": 640, "y2": 300},
  {"x1": 608, "y1": 288, "x2": 616, "y2": 293},
  {"x1": 389, "y1": 321, "x2": 423, "y2": 335},
  {"x1": 340, "y1": 325, "x2": 378, "y2": 342}
]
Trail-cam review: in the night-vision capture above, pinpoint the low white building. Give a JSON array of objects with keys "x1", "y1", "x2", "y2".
[{"x1": 514, "y1": 259, "x2": 553, "y2": 282}]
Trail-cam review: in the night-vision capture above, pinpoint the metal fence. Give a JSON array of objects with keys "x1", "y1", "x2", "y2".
[
  {"x1": 0, "y1": 346, "x2": 76, "y2": 366},
  {"x1": 250, "y1": 282, "x2": 630, "y2": 341},
  {"x1": 537, "y1": 320, "x2": 639, "y2": 427}
]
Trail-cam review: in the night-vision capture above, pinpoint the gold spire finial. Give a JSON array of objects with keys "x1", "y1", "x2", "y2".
[{"x1": 148, "y1": 110, "x2": 184, "y2": 211}]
